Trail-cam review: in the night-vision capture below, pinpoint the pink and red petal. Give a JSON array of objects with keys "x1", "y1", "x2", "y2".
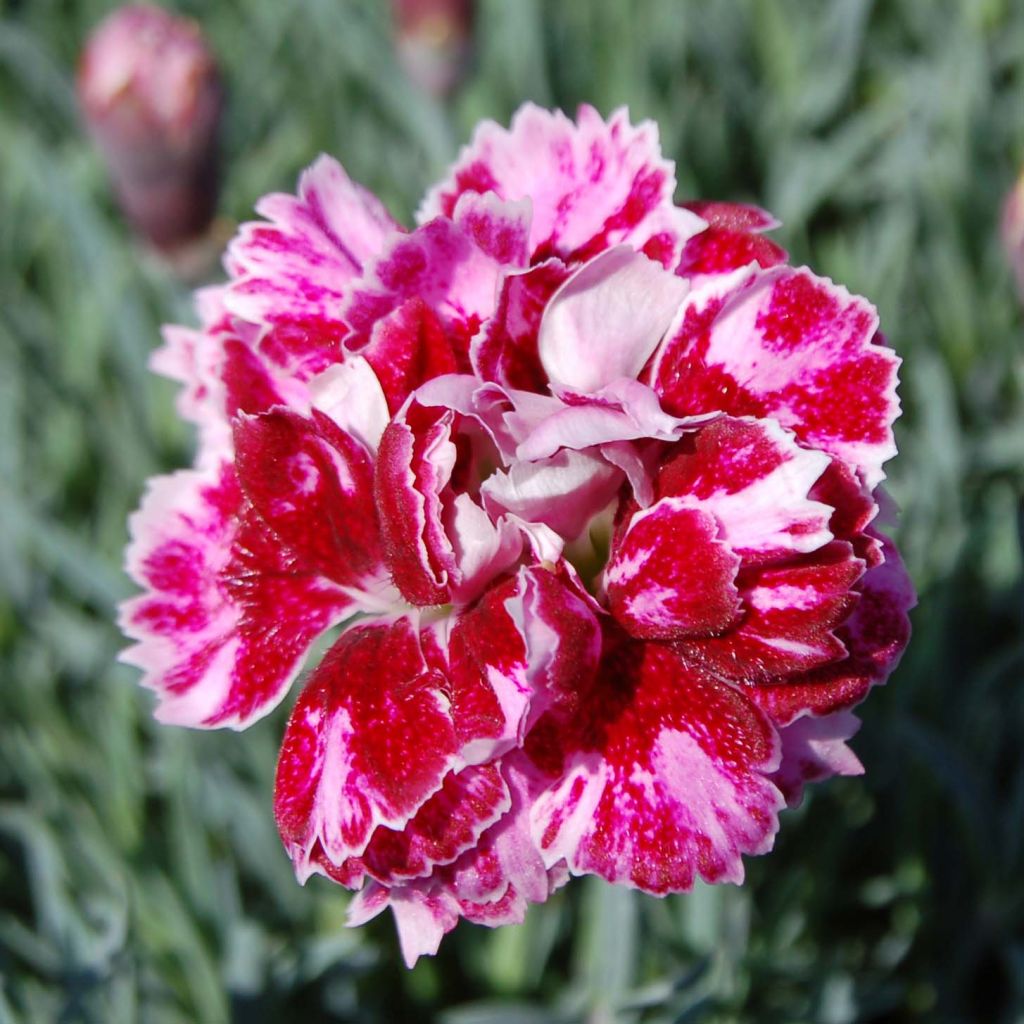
[
  {"x1": 274, "y1": 620, "x2": 463, "y2": 874},
  {"x1": 342, "y1": 200, "x2": 531, "y2": 359},
  {"x1": 605, "y1": 499, "x2": 741, "y2": 640},
  {"x1": 651, "y1": 266, "x2": 899, "y2": 487},
  {"x1": 327, "y1": 764, "x2": 511, "y2": 887},
  {"x1": 375, "y1": 406, "x2": 460, "y2": 605},
  {"x1": 375, "y1": 401, "x2": 522, "y2": 606},
  {"x1": 225, "y1": 155, "x2": 400, "y2": 336},
  {"x1": 359, "y1": 297, "x2": 460, "y2": 414},
  {"x1": 119, "y1": 463, "x2": 353, "y2": 729},
  {"x1": 472, "y1": 259, "x2": 570, "y2": 392},
  {"x1": 678, "y1": 200, "x2": 787, "y2": 277},
  {"x1": 526, "y1": 639, "x2": 783, "y2": 893},
  {"x1": 749, "y1": 532, "x2": 914, "y2": 724},
  {"x1": 233, "y1": 407, "x2": 383, "y2": 584},
  {"x1": 681, "y1": 542, "x2": 865, "y2": 683},
  {"x1": 421, "y1": 104, "x2": 703, "y2": 264},
  {"x1": 655, "y1": 416, "x2": 833, "y2": 565}
]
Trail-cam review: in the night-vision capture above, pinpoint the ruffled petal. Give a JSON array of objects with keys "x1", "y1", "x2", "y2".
[
  {"x1": 527, "y1": 639, "x2": 784, "y2": 893},
  {"x1": 375, "y1": 402, "x2": 522, "y2": 606},
  {"x1": 277, "y1": 578, "x2": 539, "y2": 884},
  {"x1": 225, "y1": 155, "x2": 400, "y2": 335},
  {"x1": 322, "y1": 764, "x2": 511, "y2": 887},
  {"x1": 274, "y1": 620, "x2": 466, "y2": 876},
  {"x1": 342, "y1": 199, "x2": 531, "y2": 357},
  {"x1": 472, "y1": 259, "x2": 570, "y2": 392},
  {"x1": 421, "y1": 103, "x2": 703, "y2": 263},
  {"x1": 344, "y1": 754, "x2": 566, "y2": 966},
  {"x1": 375, "y1": 406, "x2": 459, "y2": 605},
  {"x1": 119, "y1": 463, "x2": 354, "y2": 728},
  {"x1": 749, "y1": 531, "x2": 915, "y2": 724},
  {"x1": 514, "y1": 378, "x2": 692, "y2": 463},
  {"x1": 655, "y1": 416, "x2": 833, "y2": 565},
  {"x1": 681, "y1": 542, "x2": 865, "y2": 683},
  {"x1": 651, "y1": 266, "x2": 899, "y2": 487}
]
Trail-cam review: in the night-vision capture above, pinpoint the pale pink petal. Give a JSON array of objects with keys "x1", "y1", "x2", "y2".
[
  {"x1": 445, "y1": 494, "x2": 523, "y2": 604},
  {"x1": 308, "y1": 356, "x2": 390, "y2": 454},
  {"x1": 151, "y1": 285, "x2": 235, "y2": 461},
  {"x1": 410, "y1": 374, "x2": 521, "y2": 462},
  {"x1": 655, "y1": 417, "x2": 833, "y2": 564},
  {"x1": 651, "y1": 266, "x2": 899, "y2": 488},
  {"x1": 421, "y1": 103, "x2": 703, "y2": 263},
  {"x1": 482, "y1": 449, "x2": 622, "y2": 541},
  {"x1": 514, "y1": 378, "x2": 691, "y2": 463},
  {"x1": 357, "y1": 883, "x2": 462, "y2": 968},
  {"x1": 771, "y1": 710, "x2": 863, "y2": 807},
  {"x1": 225, "y1": 155, "x2": 400, "y2": 334},
  {"x1": 604, "y1": 499, "x2": 741, "y2": 640},
  {"x1": 538, "y1": 247, "x2": 689, "y2": 393},
  {"x1": 526, "y1": 641, "x2": 784, "y2": 892},
  {"x1": 119, "y1": 463, "x2": 354, "y2": 729}
]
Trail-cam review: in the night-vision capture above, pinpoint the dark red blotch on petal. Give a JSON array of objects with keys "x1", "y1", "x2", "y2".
[
  {"x1": 233, "y1": 408, "x2": 382, "y2": 583},
  {"x1": 678, "y1": 201, "x2": 787, "y2": 276},
  {"x1": 358, "y1": 297, "x2": 460, "y2": 413}
]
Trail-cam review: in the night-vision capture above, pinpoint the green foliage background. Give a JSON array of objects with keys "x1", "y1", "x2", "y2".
[{"x1": 1, "y1": 1, "x2": 1022, "y2": 1021}]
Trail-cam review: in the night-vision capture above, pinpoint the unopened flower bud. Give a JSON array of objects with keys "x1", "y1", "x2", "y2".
[
  {"x1": 1002, "y1": 171, "x2": 1024, "y2": 302},
  {"x1": 392, "y1": 0, "x2": 474, "y2": 99},
  {"x1": 78, "y1": 4, "x2": 223, "y2": 258}
]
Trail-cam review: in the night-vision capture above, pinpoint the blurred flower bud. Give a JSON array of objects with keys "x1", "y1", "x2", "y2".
[
  {"x1": 393, "y1": 0, "x2": 474, "y2": 99},
  {"x1": 1002, "y1": 171, "x2": 1024, "y2": 302},
  {"x1": 78, "y1": 4, "x2": 223, "y2": 263}
]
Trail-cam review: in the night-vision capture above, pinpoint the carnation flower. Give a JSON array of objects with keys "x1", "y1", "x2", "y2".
[{"x1": 121, "y1": 104, "x2": 914, "y2": 966}]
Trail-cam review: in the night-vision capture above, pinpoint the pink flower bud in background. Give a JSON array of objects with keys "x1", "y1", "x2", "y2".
[
  {"x1": 392, "y1": 0, "x2": 474, "y2": 98},
  {"x1": 1002, "y1": 171, "x2": 1024, "y2": 302},
  {"x1": 78, "y1": 4, "x2": 223, "y2": 266}
]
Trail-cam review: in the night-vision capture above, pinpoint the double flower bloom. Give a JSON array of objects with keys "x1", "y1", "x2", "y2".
[{"x1": 120, "y1": 105, "x2": 913, "y2": 966}]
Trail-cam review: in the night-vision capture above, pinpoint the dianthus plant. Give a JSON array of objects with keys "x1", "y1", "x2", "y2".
[{"x1": 121, "y1": 104, "x2": 913, "y2": 966}]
